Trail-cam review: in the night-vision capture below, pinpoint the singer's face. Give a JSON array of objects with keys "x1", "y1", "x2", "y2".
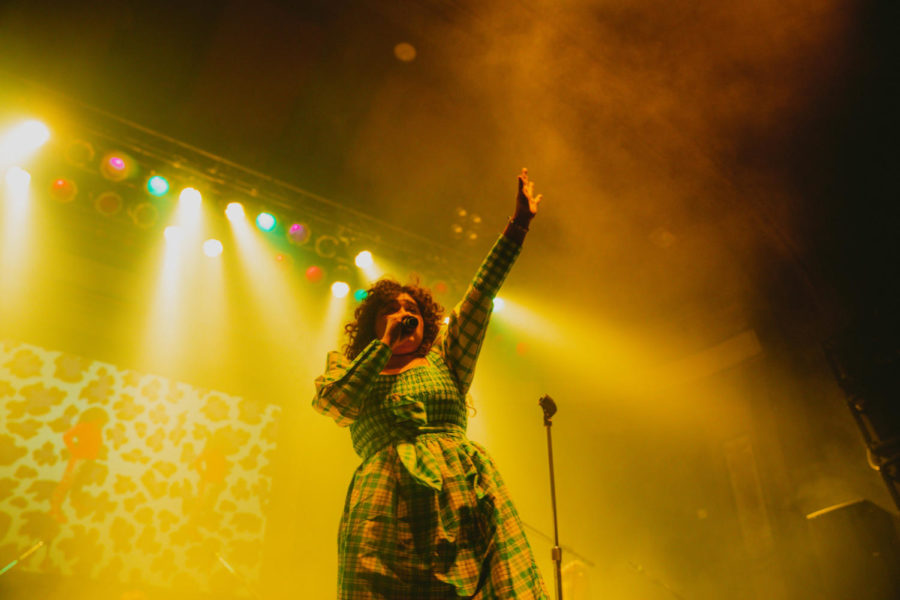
[{"x1": 375, "y1": 292, "x2": 424, "y2": 352}]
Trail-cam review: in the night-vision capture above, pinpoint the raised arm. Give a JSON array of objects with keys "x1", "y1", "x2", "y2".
[{"x1": 434, "y1": 169, "x2": 542, "y2": 395}]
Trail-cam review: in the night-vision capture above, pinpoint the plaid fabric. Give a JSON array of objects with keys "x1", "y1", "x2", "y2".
[{"x1": 313, "y1": 234, "x2": 548, "y2": 599}]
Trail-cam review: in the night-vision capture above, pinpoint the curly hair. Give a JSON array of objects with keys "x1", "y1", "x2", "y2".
[{"x1": 343, "y1": 279, "x2": 445, "y2": 360}]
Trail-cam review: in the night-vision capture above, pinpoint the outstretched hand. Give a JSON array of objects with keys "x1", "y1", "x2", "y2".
[{"x1": 515, "y1": 168, "x2": 542, "y2": 223}]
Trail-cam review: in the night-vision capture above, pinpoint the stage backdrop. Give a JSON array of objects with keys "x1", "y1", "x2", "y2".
[{"x1": 0, "y1": 338, "x2": 280, "y2": 593}]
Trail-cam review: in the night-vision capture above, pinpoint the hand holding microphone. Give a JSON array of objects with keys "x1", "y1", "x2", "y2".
[
  {"x1": 381, "y1": 313, "x2": 420, "y2": 350},
  {"x1": 399, "y1": 315, "x2": 419, "y2": 335}
]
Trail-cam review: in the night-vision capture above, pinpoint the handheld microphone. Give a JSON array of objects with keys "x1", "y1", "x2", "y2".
[{"x1": 399, "y1": 315, "x2": 419, "y2": 335}]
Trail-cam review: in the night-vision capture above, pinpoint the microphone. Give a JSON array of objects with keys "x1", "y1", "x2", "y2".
[{"x1": 399, "y1": 315, "x2": 419, "y2": 335}]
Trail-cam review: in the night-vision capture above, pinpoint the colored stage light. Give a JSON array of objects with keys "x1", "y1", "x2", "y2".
[
  {"x1": 354, "y1": 289, "x2": 368, "y2": 302},
  {"x1": 146, "y1": 175, "x2": 170, "y2": 197},
  {"x1": 354, "y1": 251, "x2": 373, "y2": 269},
  {"x1": 94, "y1": 191, "x2": 123, "y2": 216},
  {"x1": 100, "y1": 152, "x2": 133, "y2": 181},
  {"x1": 331, "y1": 281, "x2": 350, "y2": 298},
  {"x1": 492, "y1": 297, "x2": 505, "y2": 312},
  {"x1": 49, "y1": 178, "x2": 78, "y2": 203},
  {"x1": 305, "y1": 265, "x2": 323, "y2": 283},
  {"x1": 1, "y1": 120, "x2": 50, "y2": 165},
  {"x1": 288, "y1": 223, "x2": 310, "y2": 245},
  {"x1": 256, "y1": 212, "x2": 276, "y2": 232},
  {"x1": 225, "y1": 202, "x2": 244, "y2": 221},
  {"x1": 203, "y1": 239, "x2": 224, "y2": 257}
]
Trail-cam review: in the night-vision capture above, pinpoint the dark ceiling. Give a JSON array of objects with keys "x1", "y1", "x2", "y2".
[{"x1": 1, "y1": 0, "x2": 895, "y2": 348}]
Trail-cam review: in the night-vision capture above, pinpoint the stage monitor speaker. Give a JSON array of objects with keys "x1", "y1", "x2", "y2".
[{"x1": 806, "y1": 499, "x2": 900, "y2": 600}]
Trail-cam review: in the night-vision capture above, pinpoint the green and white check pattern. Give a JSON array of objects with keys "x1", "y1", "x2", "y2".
[{"x1": 313, "y1": 234, "x2": 548, "y2": 599}]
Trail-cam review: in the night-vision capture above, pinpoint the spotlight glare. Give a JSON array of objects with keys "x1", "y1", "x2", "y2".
[
  {"x1": 18, "y1": 120, "x2": 51, "y2": 148},
  {"x1": 354, "y1": 289, "x2": 368, "y2": 302},
  {"x1": 5, "y1": 166, "x2": 31, "y2": 188},
  {"x1": 225, "y1": 202, "x2": 245, "y2": 221},
  {"x1": 355, "y1": 250, "x2": 374, "y2": 269},
  {"x1": 203, "y1": 238, "x2": 224, "y2": 257},
  {"x1": 1, "y1": 120, "x2": 50, "y2": 164},
  {"x1": 147, "y1": 175, "x2": 170, "y2": 197},
  {"x1": 256, "y1": 212, "x2": 276, "y2": 232},
  {"x1": 179, "y1": 187, "x2": 202, "y2": 207},
  {"x1": 492, "y1": 297, "x2": 505, "y2": 312},
  {"x1": 331, "y1": 281, "x2": 350, "y2": 298},
  {"x1": 164, "y1": 225, "x2": 182, "y2": 243}
]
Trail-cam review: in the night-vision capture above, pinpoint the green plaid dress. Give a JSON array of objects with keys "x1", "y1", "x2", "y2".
[{"x1": 314, "y1": 234, "x2": 549, "y2": 599}]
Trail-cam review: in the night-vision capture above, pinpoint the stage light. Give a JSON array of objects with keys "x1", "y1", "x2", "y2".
[
  {"x1": 393, "y1": 42, "x2": 417, "y2": 62},
  {"x1": 130, "y1": 202, "x2": 159, "y2": 228},
  {"x1": 275, "y1": 252, "x2": 294, "y2": 266},
  {"x1": 288, "y1": 223, "x2": 310, "y2": 245},
  {"x1": 492, "y1": 297, "x2": 505, "y2": 312},
  {"x1": 179, "y1": 187, "x2": 202, "y2": 207},
  {"x1": 354, "y1": 289, "x2": 368, "y2": 302},
  {"x1": 94, "y1": 191, "x2": 123, "y2": 216},
  {"x1": 331, "y1": 281, "x2": 350, "y2": 298},
  {"x1": 203, "y1": 239, "x2": 224, "y2": 257},
  {"x1": 434, "y1": 281, "x2": 448, "y2": 295},
  {"x1": 146, "y1": 175, "x2": 170, "y2": 197},
  {"x1": 49, "y1": 178, "x2": 77, "y2": 203},
  {"x1": 4, "y1": 166, "x2": 31, "y2": 190},
  {"x1": 256, "y1": 212, "x2": 276, "y2": 232},
  {"x1": 1, "y1": 120, "x2": 50, "y2": 165},
  {"x1": 355, "y1": 250, "x2": 373, "y2": 269},
  {"x1": 225, "y1": 202, "x2": 244, "y2": 221},
  {"x1": 443, "y1": 316, "x2": 450, "y2": 325},
  {"x1": 100, "y1": 152, "x2": 133, "y2": 182},
  {"x1": 305, "y1": 265, "x2": 323, "y2": 283},
  {"x1": 164, "y1": 225, "x2": 182, "y2": 243}
]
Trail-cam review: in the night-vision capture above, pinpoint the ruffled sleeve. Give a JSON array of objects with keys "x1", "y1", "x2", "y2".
[
  {"x1": 313, "y1": 339, "x2": 392, "y2": 426},
  {"x1": 434, "y1": 234, "x2": 521, "y2": 396}
]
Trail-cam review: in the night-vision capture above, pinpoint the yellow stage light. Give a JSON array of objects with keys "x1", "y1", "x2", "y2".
[
  {"x1": 203, "y1": 239, "x2": 224, "y2": 257},
  {"x1": 225, "y1": 202, "x2": 245, "y2": 221},
  {"x1": 179, "y1": 187, "x2": 202, "y2": 207},
  {"x1": 355, "y1": 251, "x2": 373, "y2": 269},
  {"x1": 331, "y1": 281, "x2": 350, "y2": 298},
  {"x1": 1, "y1": 120, "x2": 50, "y2": 166},
  {"x1": 164, "y1": 225, "x2": 183, "y2": 244}
]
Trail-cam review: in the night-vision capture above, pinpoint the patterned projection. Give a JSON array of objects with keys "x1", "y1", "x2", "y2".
[{"x1": 0, "y1": 339, "x2": 280, "y2": 592}]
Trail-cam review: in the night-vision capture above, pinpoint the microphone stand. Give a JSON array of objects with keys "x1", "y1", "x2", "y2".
[{"x1": 539, "y1": 394, "x2": 563, "y2": 600}]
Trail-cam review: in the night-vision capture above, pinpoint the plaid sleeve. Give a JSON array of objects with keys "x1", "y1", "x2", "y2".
[
  {"x1": 312, "y1": 339, "x2": 391, "y2": 427},
  {"x1": 435, "y1": 233, "x2": 521, "y2": 395}
]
